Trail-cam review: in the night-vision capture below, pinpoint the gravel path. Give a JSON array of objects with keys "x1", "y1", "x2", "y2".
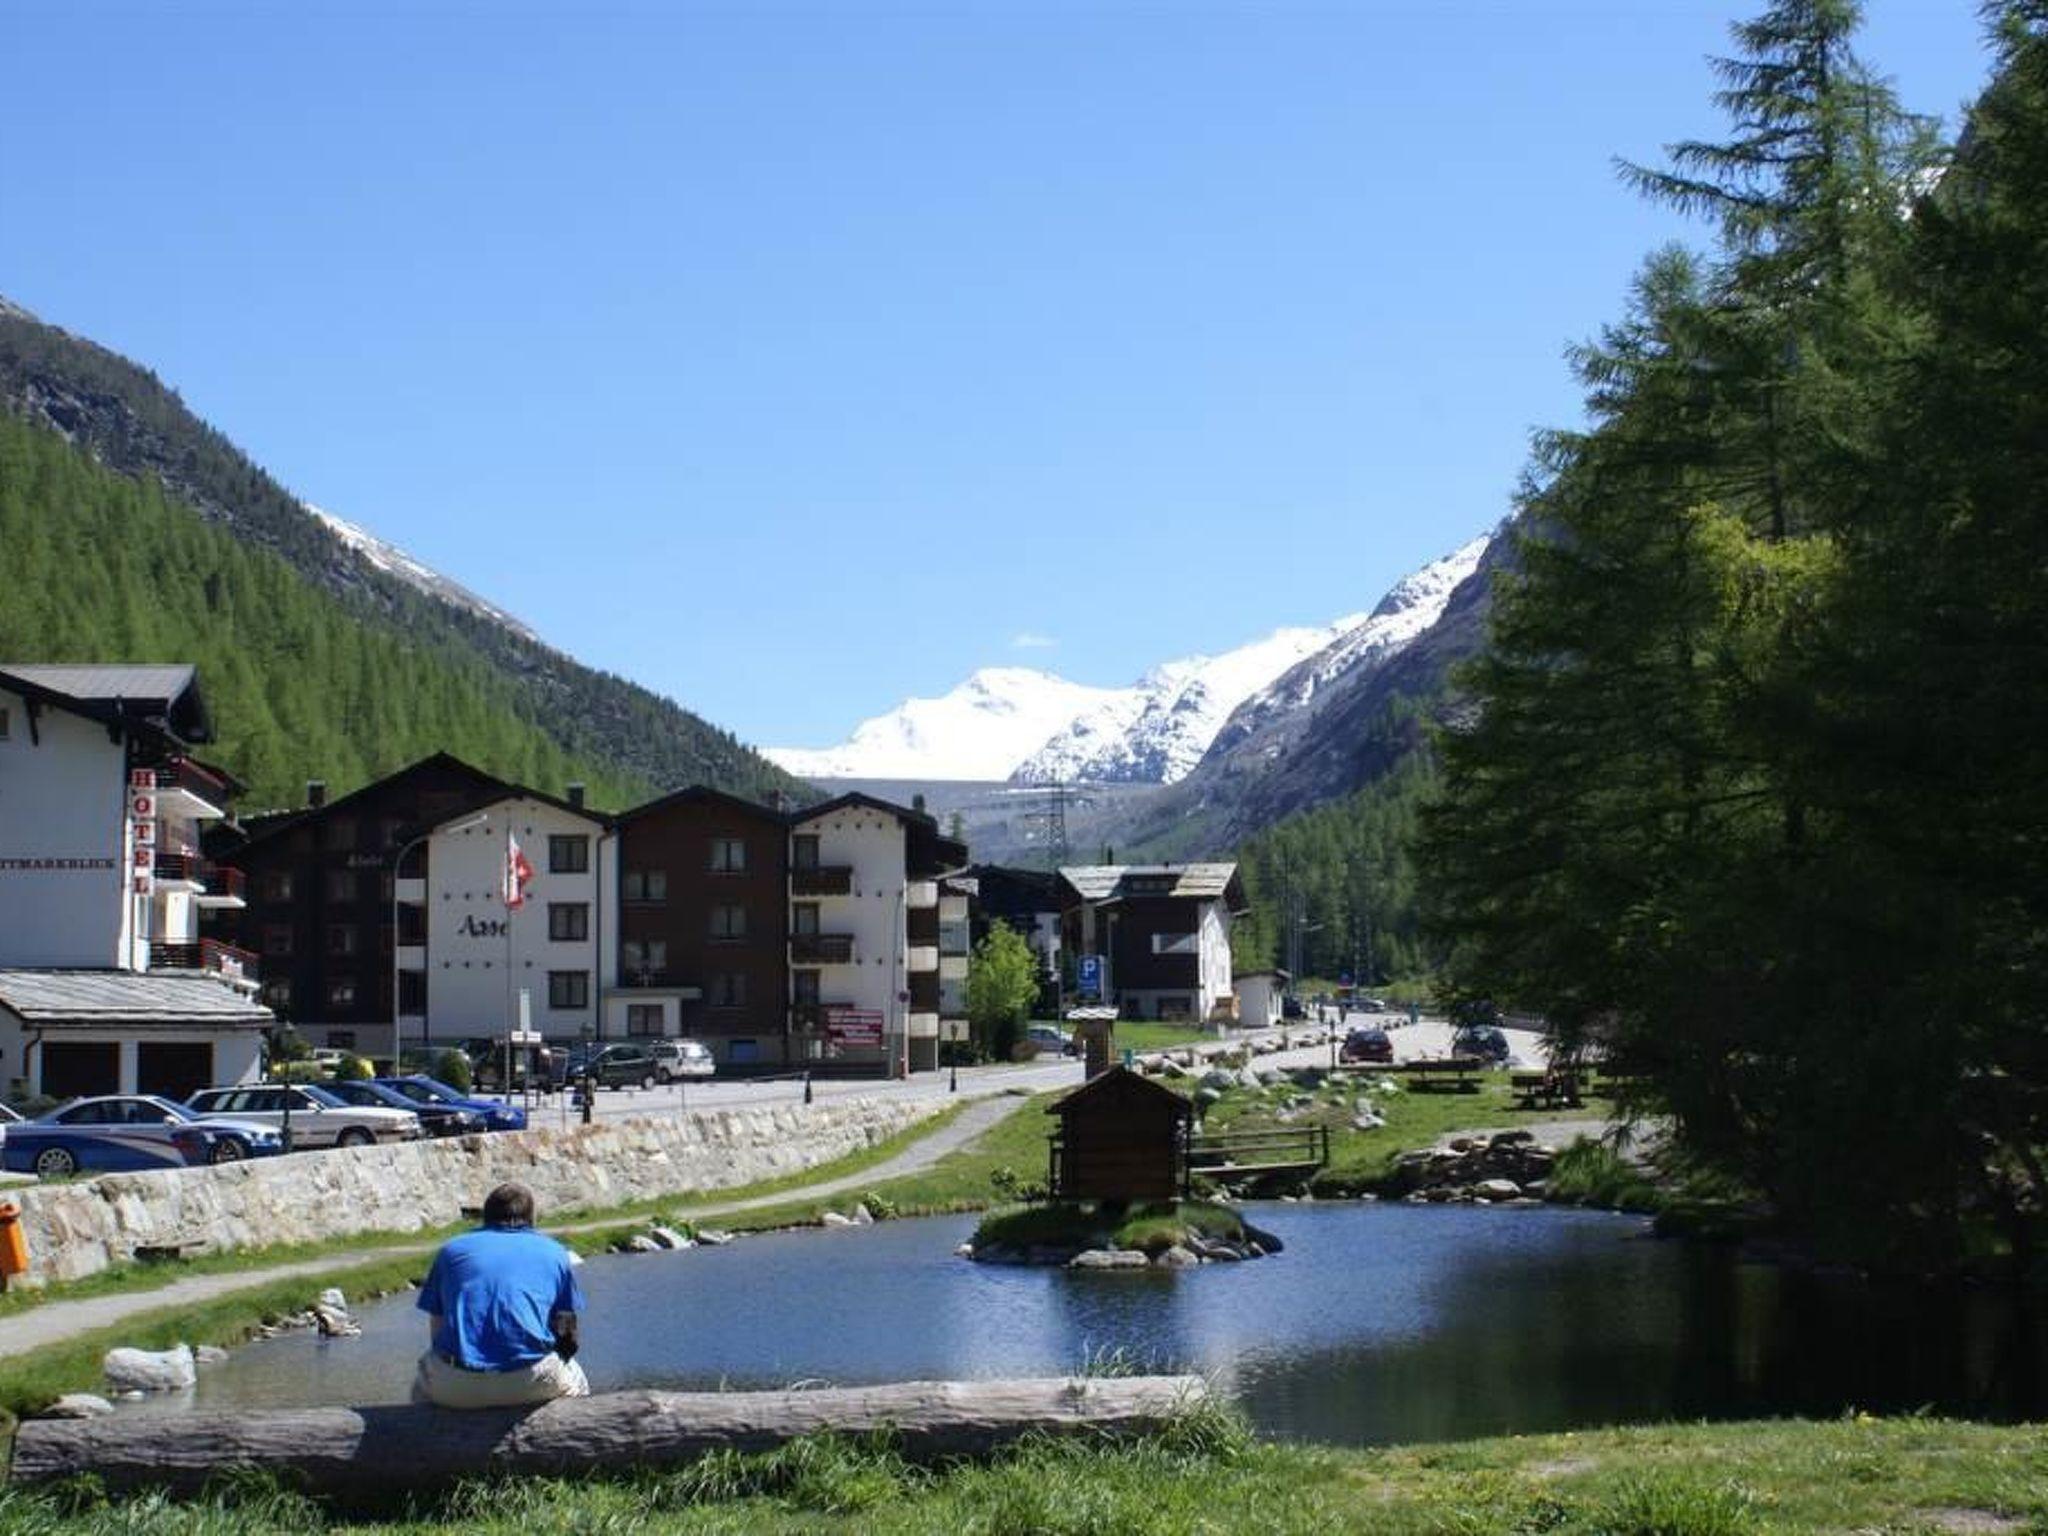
[{"x1": 0, "y1": 1096, "x2": 1030, "y2": 1362}]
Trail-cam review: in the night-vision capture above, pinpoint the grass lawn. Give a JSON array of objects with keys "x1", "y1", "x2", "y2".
[
  {"x1": 3, "y1": 1414, "x2": 2043, "y2": 1532},
  {"x1": 1200, "y1": 1071, "x2": 1606, "y2": 1194},
  {"x1": 1111, "y1": 1021, "x2": 1228, "y2": 1053}
]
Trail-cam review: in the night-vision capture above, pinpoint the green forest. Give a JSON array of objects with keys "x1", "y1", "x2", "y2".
[{"x1": 0, "y1": 413, "x2": 644, "y2": 809}]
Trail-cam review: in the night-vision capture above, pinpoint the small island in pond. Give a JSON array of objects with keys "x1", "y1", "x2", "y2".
[{"x1": 965, "y1": 1199, "x2": 1282, "y2": 1269}]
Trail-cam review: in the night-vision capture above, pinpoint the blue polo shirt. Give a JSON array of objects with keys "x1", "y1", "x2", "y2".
[{"x1": 417, "y1": 1227, "x2": 584, "y2": 1371}]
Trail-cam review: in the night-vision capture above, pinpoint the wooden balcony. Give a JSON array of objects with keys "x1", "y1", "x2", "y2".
[
  {"x1": 789, "y1": 933, "x2": 855, "y2": 965},
  {"x1": 150, "y1": 937, "x2": 259, "y2": 980},
  {"x1": 791, "y1": 866, "x2": 854, "y2": 897},
  {"x1": 906, "y1": 906, "x2": 939, "y2": 944}
]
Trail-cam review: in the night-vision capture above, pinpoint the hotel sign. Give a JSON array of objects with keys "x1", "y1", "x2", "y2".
[
  {"x1": 825, "y1": 1007, "x2": 885, "y2": 1046},
  {"x1": 128, "y1": 769, "x2": 158, "y2": 895}
]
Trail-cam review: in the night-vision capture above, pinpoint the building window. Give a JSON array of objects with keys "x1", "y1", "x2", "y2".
[
  {"x1": 327, "y1": 1030, "x2": 357, "y2": 1051},
  {"x1": 327, "y1": 978, "x2": 358, "y2": 1010},
  {"x1": 327, "y1": 925, "x2": 360, "y2": 957},
  {"x1": 623, "y1": 868, "x2": 668, "y2": 903},
  {"x1": 325, "y1": 869, "x2": 357, "y2": 903},
  {"x1": 549, "y1": 835, "x2": 590, "y2": 874},
  {"x1": 548, "y1": 902, "x2": 589, "y2": 942},
  {"x1": 324, "y1": 818, "x2": 357, "y2": 852},
  {"x1": 262, "y1": 924, "x2": 294, "y2": 957},
  {"x1": 260, "y1": 978, "x2": 292, "y2": 1012},
  {"x1": 710, "y1": 904, "x2": 746, "y2": 941},
  {"x1": 792, "y1": 903, "x2": 820, "y2": 936},
  {"x1": 549, "y1": 970, "x2": 590, "y2": 1009},
  {"x1": 792, "y1": 970, "x2": 820, "y2": 1006},
  {"x1": 709, "y1": 973, "x2": 746, "y2": 1008},
  {"x1": 1151, "y1": 932, "x2": 1199, "y2": 956},
  {"x1": 710, "y1": 837, "x2": 747, "y2": 873},
  {"x1": 626, "y1": 1003, "x2": 664, "y2": 1036},
  {"x1": 0, "y1": 707, "x2": 10, "y2": 740},
  {"x1": 791, "y1": 835, "x2": 820, "y2": 871},
  {"x1": 261, "y1": 870, "x2": 294, "y2": 903},
  {"x1": 622, "y1": 939, "x2": 669, "y2": 976}
]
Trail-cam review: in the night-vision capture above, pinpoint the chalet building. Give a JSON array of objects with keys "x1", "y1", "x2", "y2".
[
  {"x1": 786, "y1": 793, "x2": 968, "y2": 1075},
  {"x1": 954, "y1": 863, "x2": 1063, "y2": 1011},
  {"x1": 408, "y1": 787, "x2": 613, "y2": 1052},
  {"x1": 205, "y1": 753, "x2": 512, "y2": 1059},
  {"x1": 0, "y1": 664, "x2": 268, "y2": 1100},
  {"x1": 607, "y1": 787, "x2": 789, "y2": 1067},
  {"x1": 1058, "y1": 862, "x2": 1245, "y2": 1023}
]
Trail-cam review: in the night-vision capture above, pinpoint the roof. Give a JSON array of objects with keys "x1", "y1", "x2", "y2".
[
  {"x1": 614, "y1": 784, "x2": 786, "y2": 828},
  {"x1": 788, "y1": 790, "x2": 940, "y2": 831},
  {"x1": 1046, "y1": 1064, "x2": 1193, "y2": 1119},
  {"x1": 0, "y1": 970, "x2": 273, "y2": 1027},
  {"x1": 225, "y1": 753, "x2": 512, "y2": 856},
  {"x1": 429, "y1": 784, "x2": 612, "y2": 831},
  {"x1": 0, "y1": 663, "x2": 213, "y2": 746},
  {"x1": 1059, "y1": 863, "x2": 1241, "y2": 903},
  {"x1": 788, "y1": 791, "x2": 967, "y2": 875}
]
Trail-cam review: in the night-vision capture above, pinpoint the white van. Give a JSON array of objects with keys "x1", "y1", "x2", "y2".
[{"x1": 647, "y1": 1039, "x2": 715, "y2": 1082}]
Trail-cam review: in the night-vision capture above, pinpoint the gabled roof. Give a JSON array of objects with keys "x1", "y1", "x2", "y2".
[
  {"x1": 1059, "y1": 863, "x2": 1241, "y2": 903},
  {"x1": 0, "y1": 969, "x2": 272, "y2": 1026},
  {"x1": 429, "y1": 784, "x2": 612, "y2": 831},
  {"x1": 614, "y1": 784, "x2": 786, "y2": 828},
  {"x1": 788, "y1": 791, "x2": 968, "y2": 875},
  {"x1": 0, "y1": 663, "x2": 213, "y2": 746},
  {"x1": 1046, "y1": 1064, "x2": 1193, "y2": 1120},
  {"x1": 788, "y1": 790, "x2": 941, "y2": 831},
  {"x1": 226, "y1": 753, "x2": 513, "y2": 855}
]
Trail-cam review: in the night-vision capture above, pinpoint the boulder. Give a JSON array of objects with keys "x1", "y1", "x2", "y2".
[
  {"x1": 1351, "y1": 1113, "x2": 1386, "y2": 1131},
  {"x1": 317, "y1": 1288, "x2": 349, "y2": 1312},
  {"x1": 1068, "y1": 1249, "x2": 1149, "y2": 1271},
  {"x1": 819, "y1": 1211, "x2": 855, "y2": 1228},
  {"x1": 695, "y1": 1228, "x2": 734, "y2": 1246},
  {"x1": 1198, "y1": 1070, "x2": 1236, "y2": 1092},
  {"x1": 1193, "y1": 1088, "x2": 1223, "y2": 1108},
  {"x1": 647, "y1": 1226, "x2": 693, "y2": 1250},
  {"x1": 1488, "y1": 1130, "x2": 1535, "y2": 1149},
  {"x1": 954, "y1": 1242, "x2": 975, "y2": 1259},
  {"x1": 194, "y1": 1346, "x2": 230, "y2": 1367},
  {"x1": 1236, "y1": 1068, "x2": 1262, "y2": 1092},
  {"x1": 1475, "y1": 1178, "x2": 1523, "y2": 1202},
  {"x1": 103, "y1": 1345, "x2": 196, "y2": 1394},
  {"x1": 624, "y1": 1234, "x2": 663, "y2": 1253},
  {"x1": 1151, "y1": 1245, "x2": 1200, "y2": 1268},
  {"x1": 851, "y1": 1204, "x2": 874, "y2": 1226},
  {"x1": 314, "y1": 1301, "x2": 361, "y2": 1339},
  {"x1": 39, "y1": 1394, "x2": 115, "y2": 1420}
]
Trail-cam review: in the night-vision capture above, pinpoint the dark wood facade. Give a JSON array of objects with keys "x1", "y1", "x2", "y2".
[
  {"x1": 612, "y1": 786, "x2": 790, "y2": 1065},
  {"x1": 203, "y1": 754, "x2": 509, "y2": 1048},
  {"x1": 1046, "y1": 1067, "x2": 1193, "y2": 1202}
]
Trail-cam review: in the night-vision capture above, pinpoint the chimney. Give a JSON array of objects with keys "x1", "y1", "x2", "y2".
[
  {"x1": 306, "y1": 780, "x2": 327, "y2": 809},
  {"x1": 567, "y1": 782, "x2": 586, "y2": 810},
  {"x1": 769, "y1": 789, "x2": 790, "y2": 813}
]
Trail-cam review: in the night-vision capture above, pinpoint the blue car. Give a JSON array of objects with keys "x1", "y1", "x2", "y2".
[
  {"x1": 1, "y1": 1094, "x2": 286, "y2": 1178},
  {"x1": 371, "y1": 1075, "x2": 527, "y2": 1132}
]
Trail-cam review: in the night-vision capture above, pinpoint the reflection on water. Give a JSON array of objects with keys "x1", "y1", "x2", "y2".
[{"x1": 134, "y1": 1205, "x2": 2047, "y2": 1446}]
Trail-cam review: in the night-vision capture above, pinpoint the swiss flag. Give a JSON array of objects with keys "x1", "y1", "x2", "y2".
[{"x1": 503, "y1": 831, "x2": 535, "y2": 910}]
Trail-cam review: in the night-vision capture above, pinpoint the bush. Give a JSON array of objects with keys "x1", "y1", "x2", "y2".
[
  {"x1": 434, "y1": 1049, "x2": 474, "y2": 1093},
  {"x1": 334, "y1": 1054, "x2": 374, "y2": 1082}
]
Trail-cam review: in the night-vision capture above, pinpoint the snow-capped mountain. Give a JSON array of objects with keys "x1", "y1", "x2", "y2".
[
  {"x1": 766, "y1": 668, "x2": 1133, "y2": 782},
  {"x1": 767, "y1": 533, "x2": 1493, "y2": 787},
  {"x1": 1009, "y1": 618, "x2": 1374, "y2": 786},
  {"x1": 304, "y1": 504, "x2": 540, "y2": 643}
]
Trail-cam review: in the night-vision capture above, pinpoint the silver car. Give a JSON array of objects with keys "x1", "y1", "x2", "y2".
[
  {"x1": 186, "y1": 1083, "x2": 420, "y2": 1149},
  {"x1": 648, "y1": 1038, "x2": 715, "y2": 1082}
]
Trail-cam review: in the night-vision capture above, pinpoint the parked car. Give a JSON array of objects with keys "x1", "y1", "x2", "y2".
[
  {"x1": 371, "y1": 1075, "x2": 528, "y2": 1132},
  {"x1": 0, "y1": 1102, "x2": 19, "y2": 1157},
  {"x1": 1, "y1": 1095, "x2": 285, "y2": 1178},
  {"x1": 463, "y1": 1038, "x2": 565, "y2": 1093},
  {"x1": 322, "y1": 1078, "x2": 486, "y2": 1137},
  {"x1": 1339, "y1": 1027, "x2": 1394, "y2": 1065},
  {"x1": 562, "y1": 1043, "x2": 660, "y2": 1090},
  {"x1": 186, "y1": 1084, "x2": 421, "y2": 1148},
  {"x1": 1281, "y1": 995, "x2": 1306, "y2": 1020},
  {"x1": 648, "y1": 1039, "x2": 715, "y2": 1083},
  {"x1": 1452, "y1": 1025, "x2": 1511, "y2": 1065},
  {"x1": 1023, "y1": 1024, "x2": 1075, "y2": 1057}
]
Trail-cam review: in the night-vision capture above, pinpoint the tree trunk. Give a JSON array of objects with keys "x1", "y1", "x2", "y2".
[{"x1": 8, "y1": 1376, "x2": 1209, "y2": 1497}]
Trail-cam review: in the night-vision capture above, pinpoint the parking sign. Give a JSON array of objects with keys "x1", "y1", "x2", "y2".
[{"x1": 1077, "y1": 955, "x2": 1102, "y2": 1000}]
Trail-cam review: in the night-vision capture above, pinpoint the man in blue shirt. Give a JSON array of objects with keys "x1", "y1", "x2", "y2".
[{"x1": 412, "y1": 1182, "x2": 589, "y2": 1408}]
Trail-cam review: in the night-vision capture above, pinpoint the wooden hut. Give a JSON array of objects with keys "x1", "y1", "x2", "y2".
[{"x1": 1045, "y1": 1066, "x2": 1193, "y2": 1202}]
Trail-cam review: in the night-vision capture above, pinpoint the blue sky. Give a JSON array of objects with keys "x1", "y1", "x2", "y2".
[{"x1": 2, "y1": 2, "x2": 1995, "y2": 750}]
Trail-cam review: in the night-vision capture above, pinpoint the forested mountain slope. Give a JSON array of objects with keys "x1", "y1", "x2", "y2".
[{"x1": 0, "y1": 301, "x2": 800, "y2": 803}]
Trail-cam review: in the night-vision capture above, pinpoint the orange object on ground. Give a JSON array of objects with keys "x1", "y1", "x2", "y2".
[{"x1": 0, "y1": 1201, "x2": 28, "y2": 1278}]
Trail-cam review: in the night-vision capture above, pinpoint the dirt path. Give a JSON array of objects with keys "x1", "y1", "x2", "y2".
[{"x1": 0, "y1": 1096, "x2": 1030, "y2": 1363}]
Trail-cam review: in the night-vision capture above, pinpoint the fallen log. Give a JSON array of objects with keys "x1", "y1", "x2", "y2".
[{"x1": 9, "y1": 1375, "x2": 1209, "y2": 1497}]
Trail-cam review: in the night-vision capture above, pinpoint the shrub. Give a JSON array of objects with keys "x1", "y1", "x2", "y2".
[
  {"x1": 434, "y1": 1048, "x2": 474, "y2": 1093},
  {"x1": 334, "y1": 1054, "x2": 374, "y2": 1082}
]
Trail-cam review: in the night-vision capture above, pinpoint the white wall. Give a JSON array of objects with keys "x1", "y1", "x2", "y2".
[
  {"x1": 794, "y1": 809, "x2": 909, "y2": 1059},
  {"x1": 0, "y1": 695, "x2": 128, "y2": 969},
  {"x1": 0, "y1": 1012, "x2": 262, "y2": 1099},
  {"x1": 424, "y1": 800, "x2": 606, "y2": 1042},
  {"x1": 1199, "y1": 899, "x2": 1234, "y2": 1017}
]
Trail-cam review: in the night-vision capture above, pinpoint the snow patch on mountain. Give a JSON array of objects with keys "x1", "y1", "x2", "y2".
[
  {"x1": 305, "y1": 503, "x2": 539, "y2": 642},
  {"x1": 766, "y1": 668, "x2": 1132, "y2": 782}
]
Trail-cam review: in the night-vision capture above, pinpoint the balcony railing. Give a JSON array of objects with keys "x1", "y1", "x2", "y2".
[
  {"x1": 791, "y1": 866, "x2": 854, "y2": 897},
  {"x1": 906, "y1": 906, "x2": 939, "y2": 944},
  {"x1": 617, "y1": 969, "x2": 688, "y2": 989},
  {"x1": 153, "y1": 851, "x2": 203, "y2": 885},
  {"x1": 151, "y1": 937, "x2": 259, "y2": 979},
  {"x1": 789, "y1": 933, "x2": 855, "y2": 965}
]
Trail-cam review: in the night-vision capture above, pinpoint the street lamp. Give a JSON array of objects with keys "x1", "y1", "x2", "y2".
[{"x1": 390, "y1": 811, "x2": 488, "y2": 1068}]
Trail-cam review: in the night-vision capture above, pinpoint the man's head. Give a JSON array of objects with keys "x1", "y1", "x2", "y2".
[{"x1": 482, "y1": 1182, "x2": 536, "y2": 1230}]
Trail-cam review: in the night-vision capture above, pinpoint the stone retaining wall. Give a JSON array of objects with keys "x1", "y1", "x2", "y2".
[{"x1": 8, "y1": 1096, "x2": 941, "y2": 1287}]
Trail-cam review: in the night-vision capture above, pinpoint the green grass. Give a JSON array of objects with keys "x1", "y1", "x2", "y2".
[
  {"x1": 972, "y1": 1199, "x2": 1247, "y2": 1256},
  {"x1": 3, "y1": 1414, "x2": 2045, "y2": 1532},
  {"x1": 1112, "y1": 1022, "x2": 1226, "y2": 1053},
  {"x1": 1544, "y1": 1140, "x2": 1666, "y2": 1212},
  {"x1": 1199, "y1": 1071, "x2": 1604, "y2": 1195}
]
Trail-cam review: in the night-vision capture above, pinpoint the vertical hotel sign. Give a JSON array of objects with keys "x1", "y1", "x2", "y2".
[{"x1": 128, "y1": 768, "x2": 158, "y2": 894}]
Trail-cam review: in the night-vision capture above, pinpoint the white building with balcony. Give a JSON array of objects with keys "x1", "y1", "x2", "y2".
[{"x1": 0, "y1": 665, "x2": 267, "y2": 1101}]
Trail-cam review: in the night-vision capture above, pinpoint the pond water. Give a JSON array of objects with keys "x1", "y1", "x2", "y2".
[{"x1": 133, "y1": 1206, "x2": 2048, "y2": 1446}]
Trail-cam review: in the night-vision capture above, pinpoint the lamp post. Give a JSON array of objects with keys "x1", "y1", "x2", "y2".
[{"x1": 390, "y1": 812, "x2": 488, "y2": 1069}]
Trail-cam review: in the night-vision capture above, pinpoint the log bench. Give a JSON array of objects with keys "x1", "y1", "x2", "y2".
[{"x1": 8, "y1": 1376, "x2": 1210, "y2": 1498}]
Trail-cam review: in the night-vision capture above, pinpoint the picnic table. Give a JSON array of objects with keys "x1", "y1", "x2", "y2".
[
  {"x1": 1510, "y1": 1068, "x2": 1583, "y2": 1109},
  {"x1": 1382, "y1": 1056, "x2": 1485, "y2": 1094}
]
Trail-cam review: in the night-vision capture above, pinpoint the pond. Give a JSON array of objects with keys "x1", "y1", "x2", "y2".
[{"x1": 131, "y1": 1205, "x2": 2048, "y2": 1446}]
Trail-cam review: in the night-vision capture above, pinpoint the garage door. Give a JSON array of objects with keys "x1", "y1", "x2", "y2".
[
  {"x1": 40, "y1": 1041, "x2": 120, "y2": 1100},
  {"x1": 137, "y1": 1042, "x2": 215, "y2": 1102}
]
